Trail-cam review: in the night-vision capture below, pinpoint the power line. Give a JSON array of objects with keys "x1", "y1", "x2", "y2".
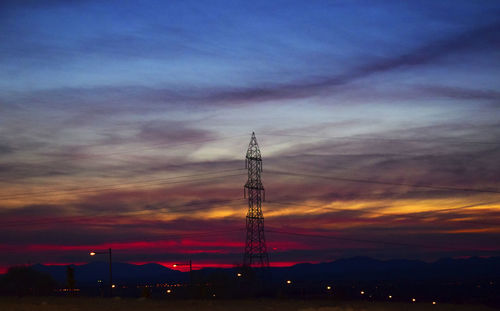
[
  {"x1": 267, "y1": 170, "x2": 500, "y2": 194},
  {"x1": 3, "y1": 175, "x2": 498, "y2": 227},
  {"x1": 134, "y1": 228, "x2": 245, "y2": 243},
  {"x1": 0, "y1": 134, "x2": 247, "y2": 167},
  {"x1": 0, "y1": 198, "x2": 247, "y2": 228},
  {"x1": 266, "y1": 228, "x2": 496, "y2": 252},
  {"x1": 0, "y1": 169, "x2": 245, "y2": 201},
  {"x1": 260, "y1": 133, "x2": 500, "y2": 146},
  {"x1": 5, "y1": 229, "x2": 245, "y2": 253},
  {"x1": 4, "y1": 196, "x2": 497, "y2": 229},
  {"x1": 266, "y1": 200, "x2": 500, "y2": 227},
  {"x1": 0, "y1": 134, "x2": 248, "y2": 183},
  {"x1": 0, "y1": 169, "x2": 243, "y2": 200},
  {"x1": 3, "y1": 169, "x2": 497, "y2": 227}
]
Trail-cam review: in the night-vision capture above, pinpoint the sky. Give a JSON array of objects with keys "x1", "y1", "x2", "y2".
[{"x1": 0, "y1": 0, "x2": 499, "y2": 272}]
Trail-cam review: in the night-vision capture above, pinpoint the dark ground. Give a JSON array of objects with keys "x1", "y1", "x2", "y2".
[{"x1": 0, "y1": 297, "x2": 497, "y2": 311}]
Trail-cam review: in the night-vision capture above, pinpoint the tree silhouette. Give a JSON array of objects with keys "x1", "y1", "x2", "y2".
[
  {"x1": 0, "y1": 266, "x2": 57, "y2": 296},
  {"x1": 66, "y1": 265, "x2": 76, "y2": 295}
]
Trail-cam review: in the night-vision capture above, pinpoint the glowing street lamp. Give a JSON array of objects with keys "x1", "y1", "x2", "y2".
[
  {"x1": 286, "y1": 280, "x2": 292, "y2": 284},
  {"x1": 237, "y1": 273, "x2": 242, "y2": 277},
  {"x1": 172, "y1": 259, "x2": 193, "y2": 291},
  {"x1": 89, "y1": 248, "x2": 113, "y2": 297},
  {"x1": 172, "y1": 260, "x2": 192, "y2": 271}
]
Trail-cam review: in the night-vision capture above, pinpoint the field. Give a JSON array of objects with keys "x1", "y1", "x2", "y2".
[{"x1": 0, "y1": 298, "x2": 497, "y2": 311}]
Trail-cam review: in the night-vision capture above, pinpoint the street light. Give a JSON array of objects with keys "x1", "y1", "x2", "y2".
[
  {"x1": 172, "y1": 259, "x2": 193, "y2": 292},
  {"x1": 89, "y1": 248, "x2": 113, "y2": 297}
]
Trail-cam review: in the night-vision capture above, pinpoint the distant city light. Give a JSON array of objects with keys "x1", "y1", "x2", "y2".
[
  {"x1": 90, "y1": 252, "x2": 96, "y2": 256},
  {"x1": 56, "y1": 288, "x2": 81, "y2": 292},
  {"x1": 111, "y1": 284, "x2": 116, "y2": 288},
  {"x1": 212, "y1": 294, "x2": 216, "y2": 297},
  {"x1": 172, "y1": 264, "x2": 177, "y2": 267},
  {"x1": 237, "y1": 273, "x2": 242, "y2": 277},
  {"x1": 388, "y1": 295, "x2": 392, "y2": 299},
  {"x1": 326, "y1": 286, "x2": 331, "y2": 290},
  {"x1": 432, "y1": 301, "x2": 437, "y2": 305},
  {"x1": 412, "y1": 298, "x2": 416, "y2": 302},
  {"x1": 286, "y1": 280, "x2": 292, "y2": 284},
  {"x1": 360, "y1": 291, "x2": 365, "y2": 295},
  {"x1": 166, "y1": 289, "x2": 171, "y2": 293}
]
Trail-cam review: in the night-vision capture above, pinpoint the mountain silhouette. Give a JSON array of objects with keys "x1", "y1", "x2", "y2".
[
  {"x1": 28, "y1": 256, "x2": 500, "y2": 285},
  {"x1": 32, "y1": 262, "x2": 185, "y2": 284},
  {"x1": 15, "y1": 257, "x2": 498, "y2": 305}
]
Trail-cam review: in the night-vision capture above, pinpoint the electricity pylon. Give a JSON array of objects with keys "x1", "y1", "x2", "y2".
[{"x1": 243, "y1": 132, "x2": 269, "y2": 268}]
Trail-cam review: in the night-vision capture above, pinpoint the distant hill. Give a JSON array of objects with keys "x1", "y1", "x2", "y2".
[
  {"x1": 32, "y1": 262, "x2": 185, "y2": 285},
  {"x1": 269, "y1": 256, "x2": 500, "y2": 282},
  {"x1": 29, "y1": 256, "x2": 500, "y2": 285}
]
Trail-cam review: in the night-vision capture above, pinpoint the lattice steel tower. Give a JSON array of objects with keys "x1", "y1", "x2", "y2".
[{"x1": 243, "y1": 132, "x2": 269, "y2": 268}]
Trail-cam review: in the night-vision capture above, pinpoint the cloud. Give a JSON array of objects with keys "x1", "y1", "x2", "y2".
[
  {"x1": 0, "y1": 143, "x2": 15, "y2": 156},
  {"x1": 1, "y1": 187, "x2": 498, "y2": 267},
  {"x1": 189, "y1": 21, "x2": 500, "y2": 104},
  {"x1": 2, "y1": 120, "x2": 498, "y2": 209},
  {"x1": 3, "y1": 20, "x2": 499, "y2": 114},
  {"x1": 1, "y1": 5, "x2": 500, "y2": 267},
  {"x1": 0, "y1": 204, "x2": 70, "y2": 220},
  {"x1": 137, "y1": 120, "x2": 214, "y2": 144},
  {"x1": 414, "y1": 85, "x2": 500, "y2": 102},
  {"x1": 0, "y1": 0, "x2": 92, "y2": 9},
  {"x1": 0, "y1": 120, "x2": 225, "y2": 182}
]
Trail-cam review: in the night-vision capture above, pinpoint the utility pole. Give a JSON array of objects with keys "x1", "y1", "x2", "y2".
[
  {"x1": 243, "y1": 132, "x2": 269, "y2": 268},
  {"x1": 89, "y1": 248, "x2": 113, "y2": 297},
  {"x1": 108, "y1": 248, "x2": 113, "y2": 297}
]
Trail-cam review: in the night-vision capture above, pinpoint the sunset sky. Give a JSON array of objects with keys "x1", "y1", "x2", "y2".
[{"x1": 1, "y1": 0, "x2": 499, "y2": 272}]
